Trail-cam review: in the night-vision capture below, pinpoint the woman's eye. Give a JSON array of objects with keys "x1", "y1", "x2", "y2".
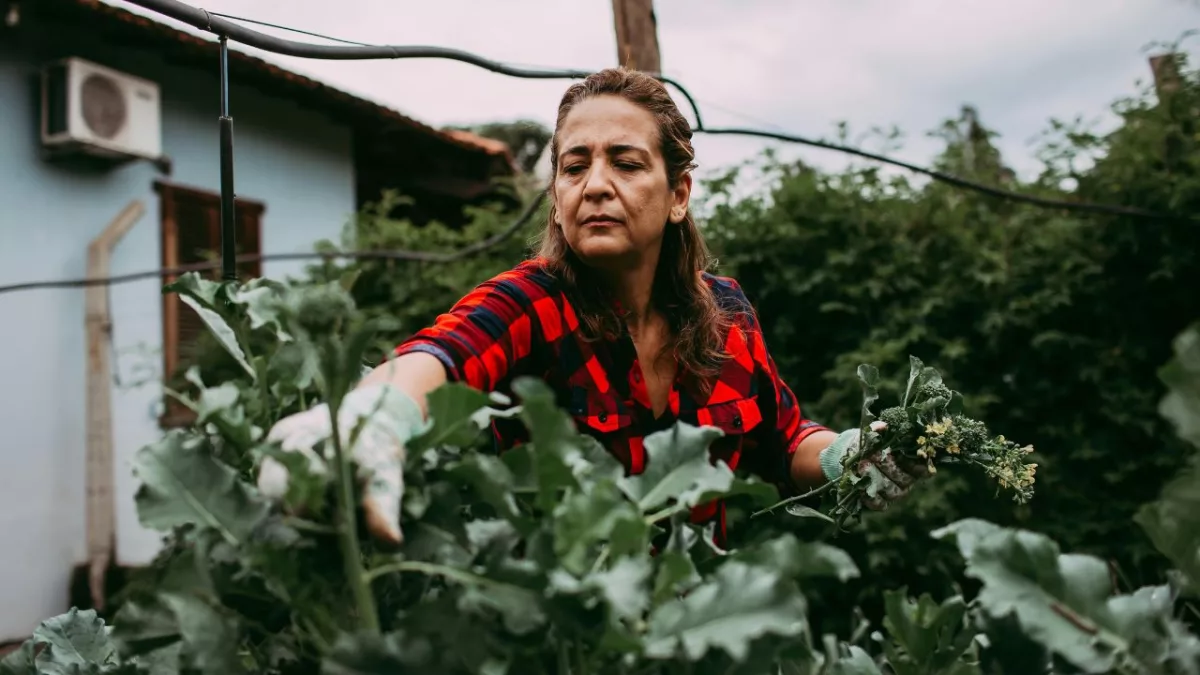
[
  {"x1": 616, "y1": 162, "x2": 640, "y2": 171},
  {"x1": 563, "y1": 165, "x2": 585, "y2": 175}
]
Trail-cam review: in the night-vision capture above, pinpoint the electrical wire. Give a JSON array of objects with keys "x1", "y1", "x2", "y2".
[
  {"x1": 136, "y1": 0, "x2": 1189, "y2": 222},
  {"x1": 2, "y1": 0, "x2": 1191, "y2": 296},
  {"x1": 0, "y1": 192, "x2": 545, "y2": 294}
]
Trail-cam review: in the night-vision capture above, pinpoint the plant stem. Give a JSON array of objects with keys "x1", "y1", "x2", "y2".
[
  {"x1": 751, "y1": 479, "x2": 837, "y2": 517},
  {"x1": 643, "y1": 504, "x2": 685, "y2": 525},
  {"x1": 366, "y1": 559, "x2": 515, "y2": 591},
  {"x1": 328, "y1": 394, "x2": 380, "y2": 635},
  {"x1": 590, "y1": 545, "x2": 611, "y2": 575},
  {"x1": 558, "y1": 641, "x2": 570, "y2": 675},
  {"x1": 283, "y1": 517, "x2": 340, "y2": 535}
]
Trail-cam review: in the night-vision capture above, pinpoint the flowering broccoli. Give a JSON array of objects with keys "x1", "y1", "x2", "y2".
[
  {"x1": 915, "y1": 379, "x2": 953, "y2": 404},
  {"x1": 878, "y1": 406, "x2": 914, "y2": 439},
  {"x1": 867, "y1": 358, "x2": 1035, "y2": 506}
]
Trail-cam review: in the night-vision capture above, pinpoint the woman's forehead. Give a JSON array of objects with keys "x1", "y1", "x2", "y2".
[{"x1": 557, "y1": 96, "x2": 658, "y2": 152}]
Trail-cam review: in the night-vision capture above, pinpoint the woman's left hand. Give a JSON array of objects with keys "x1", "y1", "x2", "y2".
[{"x1": 819, "y1": 421, "x2": 932, "y2": 510}]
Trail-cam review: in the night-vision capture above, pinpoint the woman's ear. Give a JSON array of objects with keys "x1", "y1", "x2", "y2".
[{"x1": 670, "y1": 172, "x2": 692, "y2": 223}]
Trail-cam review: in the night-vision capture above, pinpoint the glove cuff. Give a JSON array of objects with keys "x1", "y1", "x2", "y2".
[
  {"x1": 343, "y1": 383, "x2": 428, "y2": 443},
  {"x1": 818, "y1": 428, "x2": 859, "y2": 481}
]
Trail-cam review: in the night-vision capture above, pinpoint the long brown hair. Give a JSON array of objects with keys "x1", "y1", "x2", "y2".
[{"x1": 535, "y1": 67, "x2": 733, "y2": 383}]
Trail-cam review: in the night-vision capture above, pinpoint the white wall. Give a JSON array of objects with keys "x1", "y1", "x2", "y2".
[{"x1": 0, "y1": 36, "x2": 356, "y2": 639}]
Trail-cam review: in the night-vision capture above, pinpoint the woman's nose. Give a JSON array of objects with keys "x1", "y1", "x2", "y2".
[{"x1": 582, "y1": 163, "x2": 615, "y2": 198}]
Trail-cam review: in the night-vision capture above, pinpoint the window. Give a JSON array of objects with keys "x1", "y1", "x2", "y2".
[{"x1": 155, "y1": 180, "x2": 265, "y2": 427}]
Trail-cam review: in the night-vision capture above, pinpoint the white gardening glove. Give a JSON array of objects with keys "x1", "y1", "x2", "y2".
[
  {"x1": 258, "y1": 383, "x2": 427, "y2": 545},
  {"x1": 817, "y1": 420, "x2": 929, "y2": 510}
]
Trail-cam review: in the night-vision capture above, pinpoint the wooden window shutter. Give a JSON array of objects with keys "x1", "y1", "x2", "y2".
[{"x1": 155, "y1": 180, "x2": 266, "y2": 427}]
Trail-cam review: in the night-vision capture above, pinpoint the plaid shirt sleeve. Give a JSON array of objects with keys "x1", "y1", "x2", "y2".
[
  {"x1": 391, "y1": 266, "x2": 543, "y2": 392},
  {"x1": 728, "y1": 282, "x2": 831, "y2": 483}
]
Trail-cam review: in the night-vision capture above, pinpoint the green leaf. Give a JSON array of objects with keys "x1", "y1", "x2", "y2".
[
  {"x1": 448, "y1": 453, "x2": 525, "y2": 526},
  {"x1": 0, "y1": 641, "x2": 35, "y2": 675},
  {"x1": 1158, "y1": 321, "x2": 1200, "y2": 449},
  {"x1": 1134, "y1": 453, "x2": 1200, "y2": 596},
  {"x1": 456, "y1": 579, "x2": 547, "y2": 636},
  {"x1": 112, "y1": 592, "x2": 244, "y2": 675},
  {"x1": 881, "y1": 590, "x2": 978, "y2": 675},
  {"x1": 29, "y1": 608, "x2": 119, "y2": 675},
  {"x1": 549, "y1": 554, "x2": 652, "y2": 622},
  {"x1": 512, "y1": 377, "x2": 585, "y2": 510},
  {"x1": 322, "y1": 631, "x2": 434, "y2": 674},
  {"x1": 158, "y1": 593, "x2": 245, "y2": 675},
  {"x1": 644, "y1": 561, "x2": 808, "y2": 662},
  {"x1": 652, "y1": 513, "x2": 702, "y2": 605},
  {"x1": 733, "y1": 536, "x2": 860, "y2": 583},
  {"x1": 825, "y1": 645, "x2": 884, "y2": 674},
  {"x1": 133, "y1": 431, "x2": 268, "y2": 545},
  {"x1": 231, "y1": 280, "x2": 291, "y2": 342},
  {"x1": 409, "y1": 383, "x2": 496, "y2": 450},
  {"x1": 553, "y1": 480, "x2": 646, "y2": 575},
  {"x1": 933, "y1": 518, "x2": 1200, "y2": 674},
  {"x1": 857, "y1": 364, "x2": 880, "y2": 423},
  {"x1": 785, "y1": 503, "x2": 834, "y2": 523},
  {"x1": 177, "y1": 293, "x2": 256, "y2": 380},
  {"x1": 902, "y1": 356, "x2": 924, "y2": 408},
  {"x1": 163, "y1": 272, "x2": 223, "y2": 307},
  {"x1": 617, "y1": 423, "x2": 731, "y2": 512}
]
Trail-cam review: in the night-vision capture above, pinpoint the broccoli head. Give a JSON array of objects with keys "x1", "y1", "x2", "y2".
[
  {"x1": 878, "y1": 406, "x2": 914, "y2": 439},
  {"x1": 916, "y1": 380, "x2": 953, "y2": 403},
  {"x1": 292, "y1": 283, "x2": 356, "y2": 335},
  {"x1": 949, "y1": 414, "x2": 989, "y2": 452}
]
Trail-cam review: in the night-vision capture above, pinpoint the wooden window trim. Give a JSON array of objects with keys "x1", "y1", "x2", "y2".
[{"x1": 155, "y1": 179, "x2": 265, "y2": 428}]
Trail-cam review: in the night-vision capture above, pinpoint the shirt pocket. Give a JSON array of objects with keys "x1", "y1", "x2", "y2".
[
  {"x1": 567, "y1": 385, "x2": 634, "y2": 435},
  {"x1": 694, "y1": 396, "x2": 763, "y2": 470}
]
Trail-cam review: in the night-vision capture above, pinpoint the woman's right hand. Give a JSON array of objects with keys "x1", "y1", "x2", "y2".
[{"x1": 258, "y1": 383, "x2": 427, "y2": 545}]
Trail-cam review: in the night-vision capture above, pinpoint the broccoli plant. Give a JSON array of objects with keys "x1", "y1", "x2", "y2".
[
  {"x1": 760, "y1": 357, "x2": 1038, "y2": 529},
  {"x1": 3, "y1": 275, "x2": 1197, "y2": 675}
]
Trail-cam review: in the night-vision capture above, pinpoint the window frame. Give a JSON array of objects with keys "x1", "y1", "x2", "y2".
[{"x1": 154, "y1": 180, "x2": 265, "y2": 427}]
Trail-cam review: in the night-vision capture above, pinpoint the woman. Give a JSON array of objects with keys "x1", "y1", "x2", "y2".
[{"x1": 261, "y1": 67, "x2": 925, "y2": 546}]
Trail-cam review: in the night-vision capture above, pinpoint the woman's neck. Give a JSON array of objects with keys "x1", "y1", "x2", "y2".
[{"x1": 596, "y1": 256, "x2": 658, "y2": 328}]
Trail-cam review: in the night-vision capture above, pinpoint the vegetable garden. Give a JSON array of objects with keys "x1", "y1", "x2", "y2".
[{"x1": 3, "y1": 43, "x2": 1199, "y2": 675}]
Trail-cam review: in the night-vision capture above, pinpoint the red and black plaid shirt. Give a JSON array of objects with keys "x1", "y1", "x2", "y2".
[{"x1": 393, "y1": 258, "x2": 829, "y2": 543}]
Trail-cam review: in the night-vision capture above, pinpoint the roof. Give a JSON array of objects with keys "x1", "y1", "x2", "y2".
[{"x1": 22, "y1": 0, "x2": 517, "y2": 169}]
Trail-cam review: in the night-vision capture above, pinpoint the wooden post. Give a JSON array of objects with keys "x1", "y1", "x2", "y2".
[
  {"x1": 611, "y1": 0, "x2": 661, "y2": 72},
  {"x1": 1150, "y1": 53, "x2": 1182, "y2": 98},
  {"x1": 83, "y1": 200, "x2": 144, "y2": 611}
]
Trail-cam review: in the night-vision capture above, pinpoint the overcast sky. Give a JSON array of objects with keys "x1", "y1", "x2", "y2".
[{"x1": 107, "y1": 0, "x2": 1199, "y2": 191}]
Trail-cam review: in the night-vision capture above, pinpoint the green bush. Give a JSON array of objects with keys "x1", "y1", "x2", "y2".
[{"x1": 697, "y1": 53, "x2": 1200, "y2": 619}]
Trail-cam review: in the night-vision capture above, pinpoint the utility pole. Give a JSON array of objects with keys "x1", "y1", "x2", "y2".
[{"x1": 611, "y1": 0, "x2": 661, "y2": 73}]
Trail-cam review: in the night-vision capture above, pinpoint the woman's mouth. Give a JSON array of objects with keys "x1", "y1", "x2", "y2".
[{"x1": 582, "y1": 215, "x2": 623, "y2": 228}]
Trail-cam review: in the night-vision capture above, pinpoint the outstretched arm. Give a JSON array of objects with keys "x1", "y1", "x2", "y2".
[{"x1": 360, "y1": 268, "x2": 544, "y2": 413}]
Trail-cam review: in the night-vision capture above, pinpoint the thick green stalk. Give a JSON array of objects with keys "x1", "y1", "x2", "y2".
[{"x1": 328, "y1": 393, "x2": 380, "y2": 634}]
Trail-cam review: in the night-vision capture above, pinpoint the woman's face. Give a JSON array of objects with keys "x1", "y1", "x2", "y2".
[{"x1": 552, "y1": 94, "x2": 691, "y2": 268}]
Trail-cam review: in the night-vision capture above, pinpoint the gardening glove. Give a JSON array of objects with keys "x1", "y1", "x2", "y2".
[
  {"x1": 258, "y1": 383, "x2": 428, "y2": 545},
  {"x1": 818, "y1": 421, "x2": 928, "y2": 510}
]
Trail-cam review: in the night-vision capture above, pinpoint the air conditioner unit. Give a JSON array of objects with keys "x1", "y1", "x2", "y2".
[{"x1": 40, "y1": 57, "x2": 162, "y2": 162}]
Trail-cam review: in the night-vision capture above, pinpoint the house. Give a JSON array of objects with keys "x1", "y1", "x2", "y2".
[{"x1": 0, "y1": 0, "x2": 516, "y2": 641}]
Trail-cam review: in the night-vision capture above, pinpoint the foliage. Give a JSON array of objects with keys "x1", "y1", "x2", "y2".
[
  {"x1": 11, "y1": 34, "x2": 1200, "y2": 675},
  {"x1": 8, "y1": 277, "x2": 1200, "y2": 674},
  {"x1": 446, "y1": 119, "x2": 552, "y2": 175},
  {"x1": 697, "y1": 48, "x2": 1200, "y2": 621}
]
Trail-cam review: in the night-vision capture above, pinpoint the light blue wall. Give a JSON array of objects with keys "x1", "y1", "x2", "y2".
[{"x1": 0, "y1": 35, "x2": 356, "y2": 639}]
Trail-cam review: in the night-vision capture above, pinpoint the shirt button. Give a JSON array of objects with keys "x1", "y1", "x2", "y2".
[
  {"x1": 599, "y1": 412, "x2": 608, "y2": 423},
  {"x1": 732, "y1": 415, "x2": 743, "y2": 429}
]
